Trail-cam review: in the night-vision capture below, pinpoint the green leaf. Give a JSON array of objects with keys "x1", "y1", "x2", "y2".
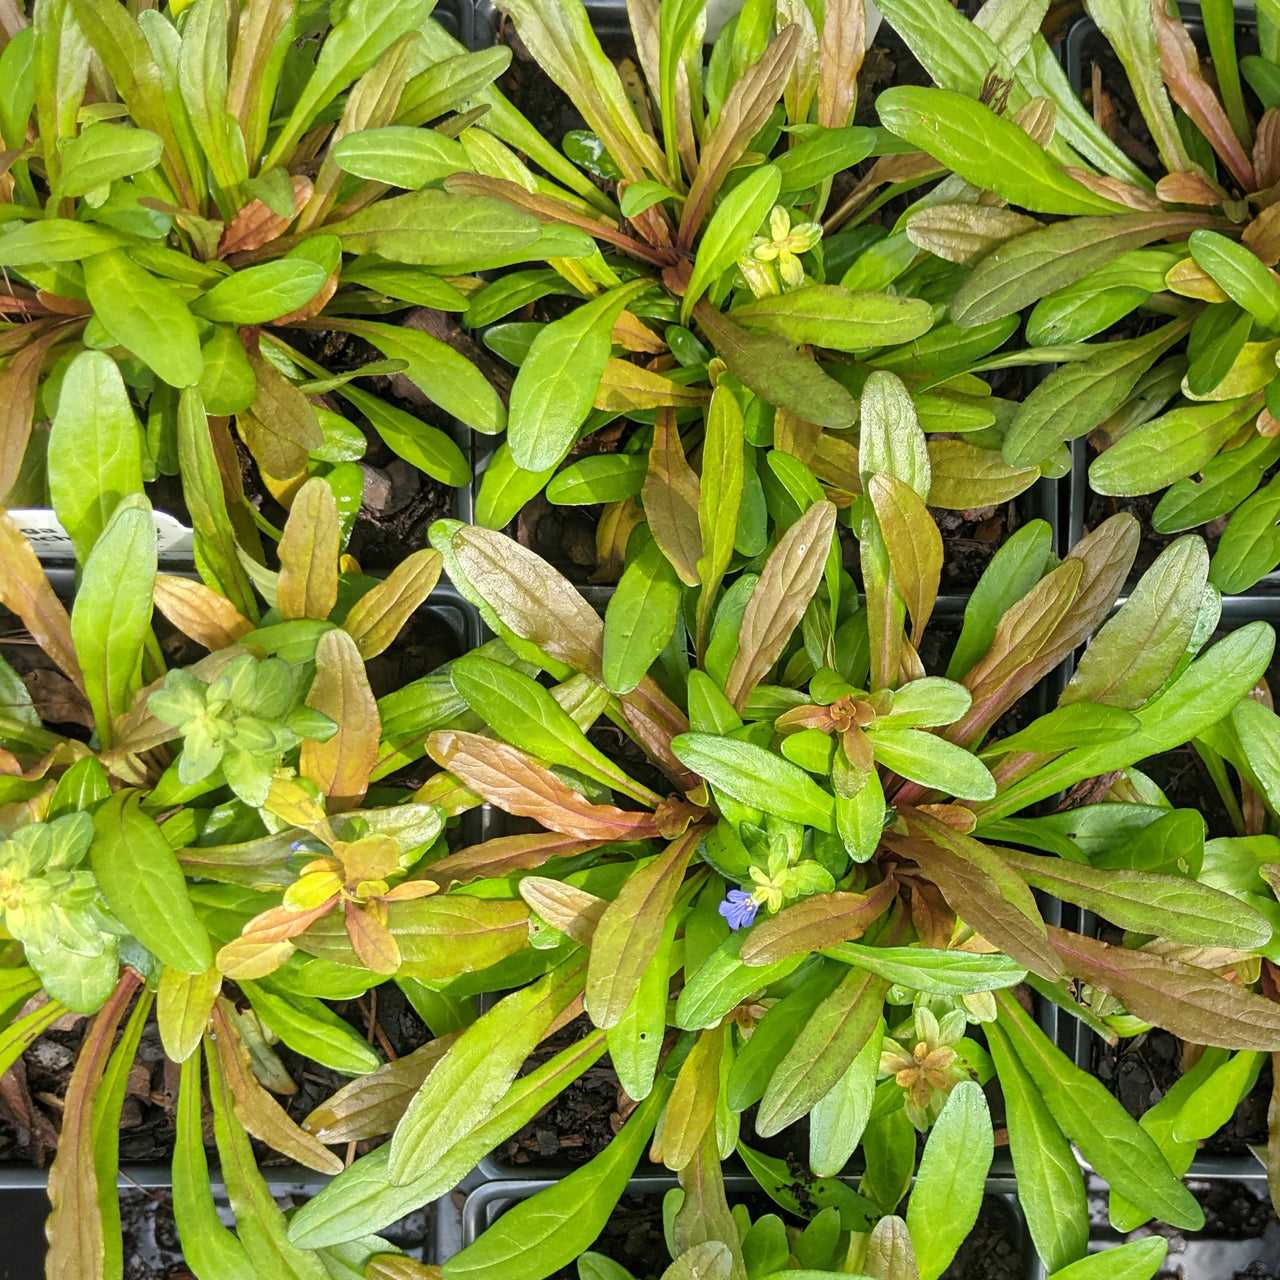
[
  {"x1": 1210, "y1": 473, "x2": 1280, "y2": 592},
  {"x1": 682, "y1": 163, "x2": 781, "y2": 323},
  {"x1": 757, "y1": 966, "x2": 887, "y2": 1136},
  {"x1": 1003, "y1": 323, "x2": 1186, "y2": 468},
  {"x1": 675, "y1": 930, "x2": 805, "y2": 1031},
  {"x1": 1090, "y1": 398, "x2": 1261, "y2": 497},
  {"x1": 878, "y1": 87, "x2": 1125, "y2": 215},
  {"x1": 1190, "y1": 229, "x2": 1280, "y2": 330},
  {"x1": 70, "y1": 493, "x2": 155, "y2": 747},
  {"x1": 808, "y1": 1018, "x2": 882, "y2": 1178},
  {"x1": 388, "y1": 957, "x2": 584, "y2": 1182},
  {"x1": 450, "y1": 654, "x2": 658, "y2": 804},
  {"x1": 92, "y1": 789, "x2": 212, "y2": 974},
  {"x1": 0, "y1": 218, "x2": 131, "y2": 266},
  {"x1": 604, "y1": 536, "x2": 683, "y2": 695},
  {"x1": 993, "y1": 990, "x2": 1203, "y2": 1231},
  {"x1": 824, "y1": 944, "x2": 1024, "y2": 995},
  {"x1": 174, "y1": 1055, "x2": 255, "y2": 1280},
  {"x1": 325, "y1": 190, "x2": 541, "y2": 267},
  {"x1": 192, "y1": 260, "x2": 329, "y2": 324},
  {"x1": 332, "y1": 320, "x2": 505, "y2": 436},
  {"x1": 672, "y1": 733, "x2": 836, "y2": 830},
  {"x1": 83, "y1": 249, "x2": 203, "y2": 388},
  {"x1": 441, "y1": 1081, "x2": 673, "y2": 1280},
  {"x1": 1044, "y1": 1239, "x2": 1168, "y2": 1280},
  {"x1": 336, "y1": 383, "x2": 471, "y2": 487},
  {"x1": 241, "y1": 981, "x2": 381, "y2": 1076},
  {"x1": 48, "y1": 351, "x2": 146, "y2": 566},
  {"x1": 331, "y1": 124, "x2": 470, "y2": 186},
  {"x1": 1061, "y1": 536, "x2": 1210, "y2": 708},
  {"x1": 731, "y1": 285, "x2": 933, "y2": 351},
  {"x1": 978, "y1": 623, "x2": 1275, "y2": 825},
  {"x1": 986, "y1": 1020, "x2": 1087, "y2": 1273},
  {"x1": 52, "y1": 120, "x2": 162, "y2": 196},
  {"x1": 547, "y1": 454, "x2": 647, "y2": 505},
  {"x1": 907, "y1": 1081, "x2": 993, "y2": 1280},
  {"x1": 775, "y1": 126, "x2": 876, "y2": 192},
  {"x1": 736, "y1": 1141, "x2": 878, "y2": 1231},
  {"x1": 509, "y1": 279, "x2": 650, "y2": 472},
  {"x1": 865, "y1": 727, "x2": 996, "y2": 801}
]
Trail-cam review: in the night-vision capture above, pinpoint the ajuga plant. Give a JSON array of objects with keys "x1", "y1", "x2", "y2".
[
  {"x1": 1036, "y1": 649, "x2": 1280, "y2": 1224},
  {"x1": 0, "y1": 0, "x2": 593, "y2": 517},
  {"x1": 870, "y1": 0, "x2": 1280, "y2": 591},
  {"x1": 0, "y1": 431, "x2": 509, "y2": 1276},
  {"x1": 331, "y1": 0, "x2": 1071, "y2": 545},
  {"x1": 550, "y1": 1097, "x2": 1171, "y2": 1280},
  {"x1": 286, "y1": 373, "x2": 1280, "y2": 1279}
]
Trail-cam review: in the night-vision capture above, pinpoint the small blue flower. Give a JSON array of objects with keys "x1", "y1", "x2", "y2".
[{"x1": 718, "y1": 889, "x2": 758, "y2": 931}]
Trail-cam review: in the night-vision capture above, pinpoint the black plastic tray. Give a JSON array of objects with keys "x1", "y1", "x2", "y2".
[{"x1": 449, "y1": 1171, "x2": 1045, "y2": 1280}]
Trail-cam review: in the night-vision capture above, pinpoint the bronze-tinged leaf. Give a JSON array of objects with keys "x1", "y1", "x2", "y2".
[
  {"x1": 739, "y1": 879, "x2": 898, "y2": 966},
  {"x1": 1152, "y1": 2, "x2": 1255, "y2": 190},
  {"x1": 210, "y1": 1000, "x2": 343, "y2": 1174},
  {"x1": 239, "y1": 347, "x2": 323, "y2": 481},
  {"x1": 643, "y1": 407, "x2": 703, "y2": 586},
  {"x1": 342, "y1": 548, "x2": 443, "y2": 659},
  {"x1": 1155, "y1": 171, "x2": 1224, "y2": 205},
  {"x1": 1254, "y1": 112, "x2": 1280, "y2": 194},
  {"x1": 451, "y1": 526, "x2": 697, "y2": 790},
  {"x1": 612, "y1": 311, "x2": 666, "y2": 353},
  {"x1": 0, "y1": 328, "x2": 67, "y2": 498},
  {"x1": 596, "y1": 359, "x2": 711, "y2": 412},
  {"x1": 153, "y1": 574, "x2": 253, "y2": 650},
  {"x1": 950, "y1": 514, "x2": 1139, "y2": 749},
  {"x1": 693, "y1": 302, "x2": 857, "y2": 431},
  {"x1": 519, "y1": 876, "x2": 608, "y2": 944},
  {"x1": 0, "y1": 509, "x2": 85, "y2": 691},
  {"x1": 890, "y1": 812, "x2": 1062, "y2": 981},
  {"x1": 277, "y1": 476, "x2": 339, "y2": 622},
  {"x1": 365, "y1": 1255, "x2": 444, "y2": 1279},
  {"x1": 672, "y1": 1125, "x2": 746, "y2": 1271},
  {"x1": 757, "y1": 964, "x2": 888, "y2": 1136},
  {"x1": 452, "y1": 526, "x2": 606, "y2": 676},
  {"x1": 427, "y1": 730, "x2": 662, "y2": 842},
  {"x1": 423, "y1": 832, "x2": 609, "y2": 888},
  {"x1": 1050, "y1": 927, "x2": 1280, "y2": 1051},
  {"x1": 217, "y1": 175, "x2": 312, "y2": 256},
  {"x1": 303, "y1": 1033, "x2": 461, "y2": 1143},
  {"x1": 1243, "y1": 200, "x2": 1280, "y2": 267},
  {"x1": 45, "y1": 972, "x2": 141, "y2": 1280},
  {"x1": 679, "y1": 25, "x2": 799, "y2": 243},
  {"x1": 585, "y1": 824, "x2": 706, "y2": 1028},
  {"x1": 1063, "y1": 168, "x2": 1163, "y2": 211},
  {"x1": 344, "y1": 900, "x2": 399, "y2": 974},
  {"x1": 662, "y1": 1025, "x2": 724, "y2": 1171},
  {"x1": 299, "y1": 628, "x2": 380, "y2": 811},
  {"x1": 817, "y1": 0, "x2": 864, "y2": 128},
  {"x1": 925, "y1": 439, "x2": 1039, "y2": 509},
  {"x1": 723, "y1": 500, "x2": 837, "y2": 710},
  {"x1": 868, "y1": 473, "x2": 941, "y2": 646}
]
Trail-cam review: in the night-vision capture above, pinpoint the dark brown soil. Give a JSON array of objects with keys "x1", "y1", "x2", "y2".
[
  {"x1": 257, "y1": 326, "x2": 459, "y2": 572},
  {"x1": 940, "y1": 1195, "x2": 1026, "y2": 1280},
  {"x1": 932, "y1": 500, "x2": 1035, "y2": 592},
  {"x1": 493, "y1": 1015, "x2": 625, "y2": 1169}
]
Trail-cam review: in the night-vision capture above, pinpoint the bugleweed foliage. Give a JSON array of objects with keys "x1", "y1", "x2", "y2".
[{"x1": 875, "y1": 0, "x2": 1280, "y2": 590}]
